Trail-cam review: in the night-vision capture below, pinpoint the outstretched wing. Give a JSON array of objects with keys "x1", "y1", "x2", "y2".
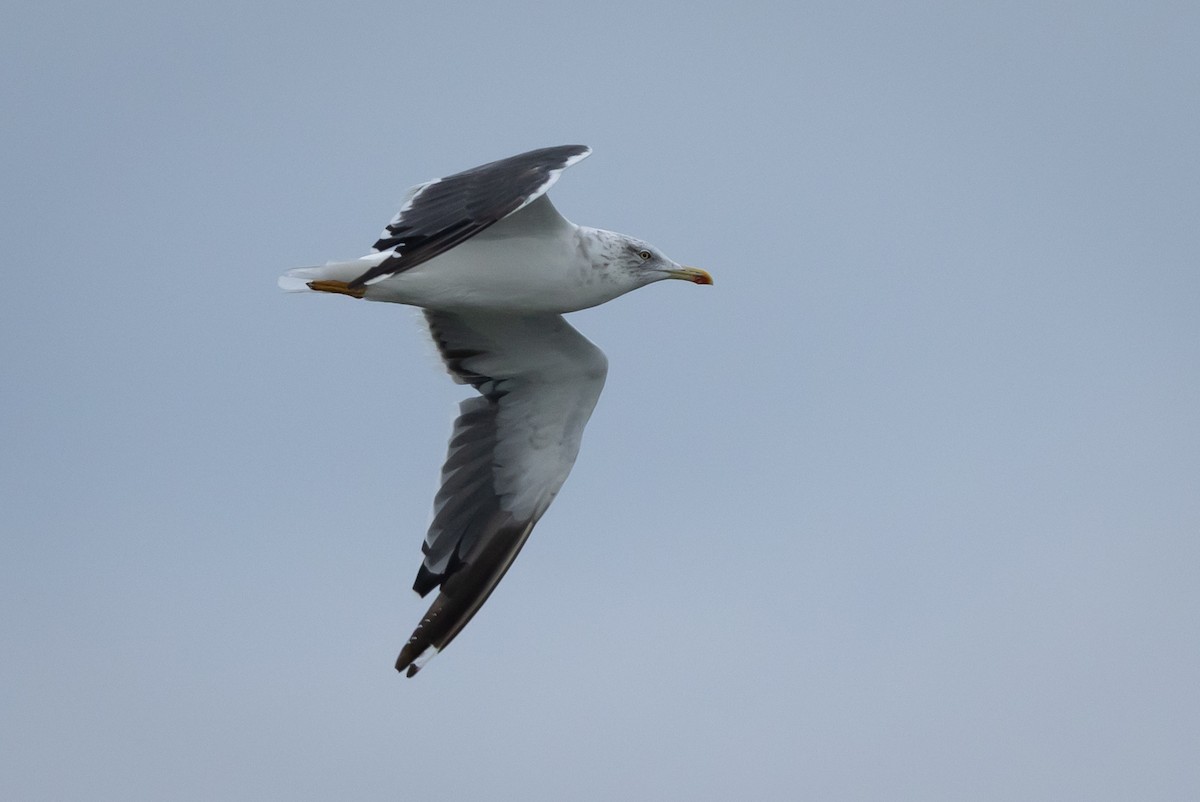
[
  {"x1": 395, "y1": 310, "x2": 608, "y2": 676},
  {"x1": 349, "y1": 144, "x2": 591, "y2": 289}
]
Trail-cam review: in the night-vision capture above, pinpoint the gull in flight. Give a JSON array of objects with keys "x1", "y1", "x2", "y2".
[{"x1": 280, "y1": 145, "x2": 711, "y2": 676}]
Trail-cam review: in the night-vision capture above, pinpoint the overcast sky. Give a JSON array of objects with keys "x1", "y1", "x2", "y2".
[{"x1": 3, "y1": 2, "x2": 1198, "y2": 800}]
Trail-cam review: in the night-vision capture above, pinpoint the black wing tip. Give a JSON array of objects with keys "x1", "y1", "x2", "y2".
[
  {"x1": 476, "y1": 144, "x2": 589, "y2": 175},
  {"x1": 395, "y1": 632, "x2": 440, "y2": 678},
  {"x1": 554, "y1": 143, "x2": 590, "y2": 158},
  {"x1": 513, "y1": 143, "x2": 590, "y2": 160},
  {"x1": 395, "y1": 651, "x2": 421, "y2": 677}
]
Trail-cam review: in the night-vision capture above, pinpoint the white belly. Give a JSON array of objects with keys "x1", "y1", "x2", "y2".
[{"x1": 362, "y1": 229, "x2": 626, "y2": 313}]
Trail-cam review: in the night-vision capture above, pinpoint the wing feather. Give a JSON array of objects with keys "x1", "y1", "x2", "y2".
[
  {"x1": 349, "y1": 145, "x2": 590, "y2": 288},
  {"x1": 396, "y1": 310, "x2": 608, "y2": 676}
]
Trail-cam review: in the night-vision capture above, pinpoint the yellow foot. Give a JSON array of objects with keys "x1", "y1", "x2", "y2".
[{"x1": 307, "y1": 280, "x2": 365, "y2": 299}]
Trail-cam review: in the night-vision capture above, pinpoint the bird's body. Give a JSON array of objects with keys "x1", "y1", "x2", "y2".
[
  {"x1": 280, "y1": 145, "x2": 710, "y2": 676},
  {"x1": 286, "y1": 215, "x2": 645, "y2": 313}
]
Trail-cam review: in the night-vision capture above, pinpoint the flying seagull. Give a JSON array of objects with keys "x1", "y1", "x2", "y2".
[{"x1": 280, "y1": 145, "x2": 712, "y2": 676}]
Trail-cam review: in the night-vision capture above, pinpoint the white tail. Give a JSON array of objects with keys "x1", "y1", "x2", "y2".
[{"x1": 277, "y1": 257, "x2": 385, "y2": 292}]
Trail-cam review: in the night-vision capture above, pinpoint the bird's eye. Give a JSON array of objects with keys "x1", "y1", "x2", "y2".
[{"x1": 638, "y1": 250, "x2": 652, "y2": 260}]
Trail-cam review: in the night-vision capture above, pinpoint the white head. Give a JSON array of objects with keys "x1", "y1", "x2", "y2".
[{"x1": 588, "y1": 229, "x2": 713, "y2": 289}]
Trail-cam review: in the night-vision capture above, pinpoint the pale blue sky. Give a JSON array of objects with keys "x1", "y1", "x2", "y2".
[{"x1": 2, "y1": 2, "x2": 1198, "y2": 799}]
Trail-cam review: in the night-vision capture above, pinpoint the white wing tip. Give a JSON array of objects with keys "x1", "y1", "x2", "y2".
[
  {"x1": 565, "y1": 146, "x2": 592, "y2": 167},
  {"x1": 406, "y1": 645, "x2": 440, "y2": 677}
]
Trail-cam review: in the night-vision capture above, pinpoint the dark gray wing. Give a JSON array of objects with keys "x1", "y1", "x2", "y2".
[
  {"x1": 349, "y1": 144, "x2": 591, "y2": 289},
  {"x1": 395, "y1": 310, "x2": 608, "y2": 676}
]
